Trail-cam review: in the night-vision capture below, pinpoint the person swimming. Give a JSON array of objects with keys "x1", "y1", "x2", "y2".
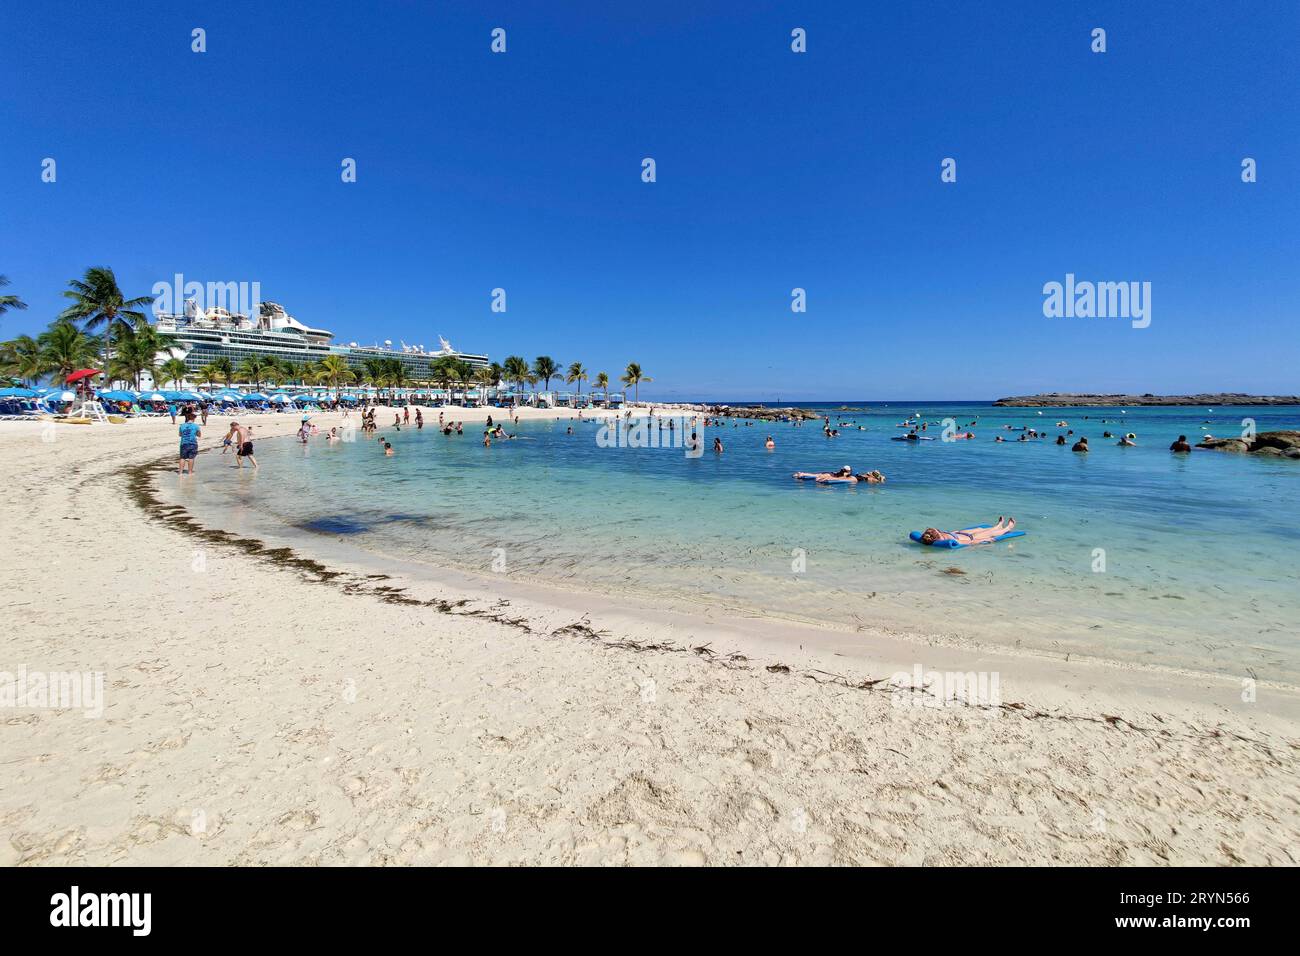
[
  {"x1": 1170, "y1": 434, "x2": 1193, "y2": 453},
  {"x1": 764, "y1": 436, "x2": 775, "y2": 449},
  {"x1": 1117, "y1": 435, "x2": 1137, "y2": 446},
  {"x1": 918, "y1": 517, "x2": 1015, "y2": 545},
  {"x1": 1072, "y1": 437, "x2": 1089, "y2": 452}
]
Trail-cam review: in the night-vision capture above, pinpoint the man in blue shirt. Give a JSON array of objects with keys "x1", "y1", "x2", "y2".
[{"x1": 178, "y1": 409, "x2": 201, "y2": 475}]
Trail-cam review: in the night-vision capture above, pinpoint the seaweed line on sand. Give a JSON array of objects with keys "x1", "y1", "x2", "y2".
[{"x1": 121, "y1": 453, "x2": 1293, "y2": 762}]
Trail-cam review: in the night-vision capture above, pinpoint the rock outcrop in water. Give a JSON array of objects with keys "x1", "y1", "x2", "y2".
[
  {"x1": 709, "y1": 405, "x2": 820, "y2": 421},
  {"x1": 994, "y1": 393, "x2": 1300, "y2": 407},
  {"x1": 1196, "y1": 430, "x2": 1300, "y2": 458}
]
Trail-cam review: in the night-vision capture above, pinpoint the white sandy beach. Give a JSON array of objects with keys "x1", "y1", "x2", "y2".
[{"x1": 1, "y1": 409, "x2": 1296, "y2": 866}]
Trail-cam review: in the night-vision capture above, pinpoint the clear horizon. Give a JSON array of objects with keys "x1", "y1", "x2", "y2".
[{"x1": 2, "y1": 1, "x2": 1296, "y2": 401}]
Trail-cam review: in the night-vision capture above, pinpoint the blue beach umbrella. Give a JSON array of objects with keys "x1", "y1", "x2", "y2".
[{"x1": 0, "y1": 387, "x2": 38, "y2": 398}]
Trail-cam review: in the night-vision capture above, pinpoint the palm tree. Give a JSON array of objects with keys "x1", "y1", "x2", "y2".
[
  {"x1": 110, "y1": 321, "x2": 164, "y2": 390},
  {"x1": 39, "y1": 321, "x2": 100, "y2": 386},
  {"x1": 533, "y1": 356, "x2": 559, "y2": 392},
  {"x1": 197, "y1": 362, "x2": 225, "y2": 391},
  {"x1": 429, "y1": 355, "x2": 461, "y2": 401},
  {"x1": 315, "y1": 355, "x2": 353, "y2": 397},
  {"x1": 158, "y1": 357, "x2": 189, "y2": 389},
  {"x1": 0, "y1": 334, "x2": 46, "y2": 385},
  {"x1": 273, "y1": 359, "x2": 297, "y2": 387},
  {"x1": 474, "y1": 366, "x2": 497, "y2": 391},
  {"x1": 502, "y1": 355, "x2": 530, "y2": 405},
  {"x1": 383, "y1": 357, "x2": 407, "y2": 398},
  {"x1": 211, "y1": 357, "x2": 234, "y2": 389},
  {"x1": 261, "y1": 356, "x2": 287, "y2": 390},
  {"x1": 501, "y1": 356, "x2": 533, "y2": 405},
  {"x1": 565, "y1": 361, "x2": 588, "y2": 397},
  {"x1": 361, "y1": 358, "x2": 386, "y2": 401},
  {"x1": 237, "y1": 354, "x2": 271, "y2": 391},
  {"x1": 452, "y1": 360, "x2": 474, "y2": 402},
  {"x1": 58, "y1": 267, "x2": 154, "y2": 389},
  {"x1": 594, "y1": 371, "x2": 610, "y2": 403},
  {"x1": 621, "y1": 362, "x2": 652, "y2": 404},
  {"x1": 0, "y1": 276, "x2": 28, "y2": 319}
]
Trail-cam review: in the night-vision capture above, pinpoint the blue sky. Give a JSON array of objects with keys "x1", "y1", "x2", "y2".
[{"x1": 2, "y1": 0, "x2": 1296, "y2": 400}]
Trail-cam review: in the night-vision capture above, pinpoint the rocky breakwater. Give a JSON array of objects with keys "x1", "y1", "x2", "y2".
[
  {"x1": 1196, "y1": 430, "x2": 1300, "y2": 458},
  {"x1": 710, "y1": 405, "x2": 820, "y2": 422}
]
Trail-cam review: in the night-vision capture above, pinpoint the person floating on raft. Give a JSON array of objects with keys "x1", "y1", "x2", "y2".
[
  {"x1": 914, "y1": 517, "x2": 1020, "y2": 546},
  {"x1": 793, "y1": 465, "x2": 853, "y2": 480},
  {"x1": 817, "y1": 470, "x2": 885, "y2": 484}
]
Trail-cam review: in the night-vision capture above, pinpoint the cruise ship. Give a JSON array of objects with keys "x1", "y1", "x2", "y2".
[{"x1": 154, "y1": 301, "x2": 490, "y2": 382}]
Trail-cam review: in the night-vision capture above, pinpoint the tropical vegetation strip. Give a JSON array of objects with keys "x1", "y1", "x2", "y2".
[{"x1": 0, "y1": 269, "x2": 652, "y2": 405}]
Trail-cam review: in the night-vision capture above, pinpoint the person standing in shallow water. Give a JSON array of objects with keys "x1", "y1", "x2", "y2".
[
  {"x1": 236, "y1": 423, "x2": 258, "y2": 470},
  {"x1": 1170, "y1": 435, "x2": 1193, "y2": 453},
  {"x1": 177, "y1": 409, "x2": 201, "y2": 476}
]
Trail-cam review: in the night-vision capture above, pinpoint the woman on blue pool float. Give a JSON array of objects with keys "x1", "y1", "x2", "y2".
[{"x1": 918, "y1": 516, "x2": 1016, "y2": 546}]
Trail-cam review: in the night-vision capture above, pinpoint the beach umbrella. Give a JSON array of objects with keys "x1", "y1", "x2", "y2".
[
  {"x1": 98, "y1": 389, "x2": 136, "y2": 402},
  {"x1": 142, "y1": 392, "x2": 166, "y2": 403},
  {"x1": 243, "y1": 392, "x2": 269, "y2": 403},
  {"x1": 269, "y1": 393, "x2": 290, "y2": 404},
  {"x1": 0, "y1": 387, "x2": 38, "y2": 398},
  {"x1": 64, "y1": 369, "x2": 101, "y2": 385}
]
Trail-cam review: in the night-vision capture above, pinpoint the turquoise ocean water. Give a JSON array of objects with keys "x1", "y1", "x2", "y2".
[{"x1": 171, "y1": 402, "x2": 1300, "y2": 682}]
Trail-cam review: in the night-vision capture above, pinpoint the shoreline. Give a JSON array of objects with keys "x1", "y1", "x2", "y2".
[
  {"x1": 2, "y1": 411, "x2": 1297, "y2": 865},
  {"x1": 147, "y1": 431, "x2": 1300, "y2": 705}
]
